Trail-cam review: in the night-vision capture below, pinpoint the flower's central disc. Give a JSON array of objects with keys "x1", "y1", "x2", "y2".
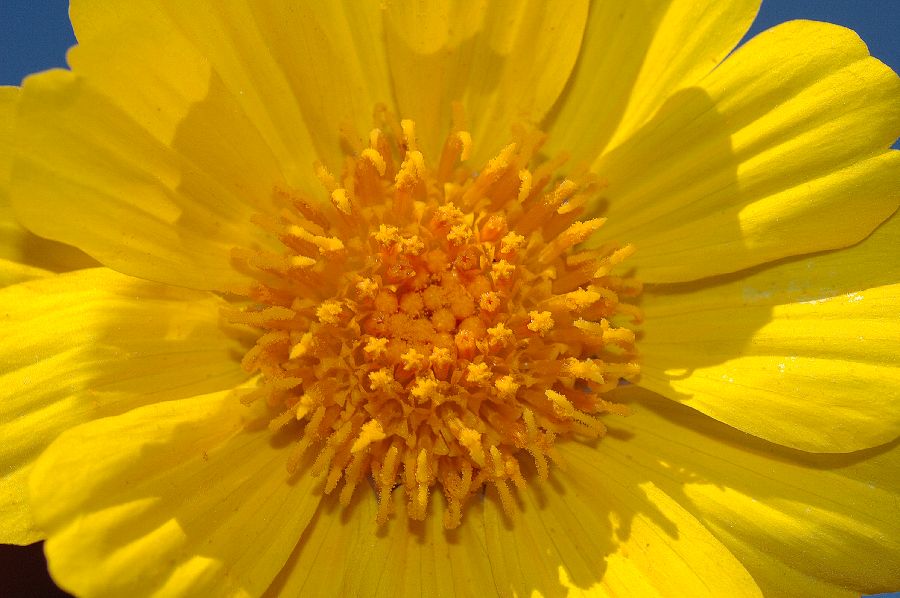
[{"x1": 231, "y1": 112, "x2": 640, "y2": 528}]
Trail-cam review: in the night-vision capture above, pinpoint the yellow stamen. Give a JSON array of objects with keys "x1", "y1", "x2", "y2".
[
  {"x1": 490, "y1": 259, "x2": 515, "y2": 282},
  {"x1": 500, "y1": 231, "x2": 526, "y2": 254},
  {"x1": 230, "y1": 114, "x2": 640, "y2": 529},
  {"x1": 363, "y1": 337, "x2": 389, "y2": 359},
  {"x1": 368, "y1": 368, "x2": 394, "y2": 391},
  {"x1": 351, "y1": 420, "x2": 387, "y2": 453},
  {"x1": 466, "y1": 362, "x2": 492, "y2": 384},
  {"x1": 487, "y1": 322, "x2": 513, "y2": 347},
  {"x1": 494, "y1": 375, "x2": 520, "y2": 399},
  {"x1": 289, "y1": 332, "x2": 314, "y2": 360},
  {"x1": 316, "y1": 300, "x2": 343, "y2": 324},
  {"x1": 356, "y1": 277, "x2": 379, "y2": 299},
  {"x1": 527, "y1": 310, "x2": 554, "y2": 335}
]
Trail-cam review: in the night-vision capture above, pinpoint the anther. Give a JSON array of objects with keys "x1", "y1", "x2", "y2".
[{"x1": 527, "y1": 311, "x2": 554, "y2": 335}]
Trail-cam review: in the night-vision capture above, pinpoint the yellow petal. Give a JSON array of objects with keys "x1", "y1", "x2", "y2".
[
  {"x1": 593, "y1": 21, "x2": 900, "y2": 283},
  {"x1": 384, "y1": 0, "x2": 588, "y2": 161},
  {"x1": 0, "y1": 86, "x2": 19, "y2": 195},
  {"x1": 638, "y1": 210, "x2": 900, "y2": 452},
  {"x1": 0, "y1": 259, "x2": 51, "y2": 286},
  {"x1": 11, "y1": 67, "x2": 281, "y2": 291},
  {"x1": 482, "y1": 445, "x2": 761, "y2": 597},
  {"x1": 0, "y1": 86, "x2": 96, "y2": 285},
  {"x1": 0, "y1": 268, "x2": 247, "y2": 544},
  {"x1": 101, "y1": 1, "x2": 392, "y2": 179},
  {"x1": 265, "y1": 490, "x2": 493, "y2": 597},
  {"x1": 546, "y1": 0, "x2": 760, "y2": 165},
  {"x1": 30, "y1": 391, "x2": 317, "y2": 598},
  {"x1": 67, "y1": 1, "x2": 214, "y2": 155},
  {"x1": 608, "y1": 385, "x2": 900, "y2": 596},
  {"x1": 69, "y1": 0, "x2": 331, "y2": 191},
  {"x1": 0, "y1": 87, "x2": 14, "y2": 178}
]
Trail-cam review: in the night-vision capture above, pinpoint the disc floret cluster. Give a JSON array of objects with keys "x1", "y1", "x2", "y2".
[{"x1": 230, "y1": 112, "x2": 640, "y2": 528}]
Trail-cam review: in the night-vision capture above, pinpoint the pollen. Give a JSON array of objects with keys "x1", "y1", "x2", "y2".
[
  {"x1": 400, "y1": 348, "x2": 427, "y2": 371},
  {"x1": 486, "y1": 322, "x2": 512, "y2": 346},
  {"x1": 363, "y1": 337, "x2": 389, "y2": 359},
  {"x1": 231, "y1": 110, "x2": 640, "y2": 529},
  {"x1": 494, "y1": 375, "x2": 520, "y2": 398},
  {"x1": 490, "y1": 259, "x2": 515, "y2": 281},
  {"x1": 466, "y1": 362, "x2": 492, "y2": 384},
  {"x1": 527, "y1": 310, "x2": 555, "y2": 335},
  {"x1": 316, "y1": 300, "x2": 343, "y2": 324}
]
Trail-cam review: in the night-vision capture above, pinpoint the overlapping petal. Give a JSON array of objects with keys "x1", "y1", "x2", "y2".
[
  {"x1": 0, "y1": 268, "x2": 247, "y2": 544},
  {"x1": 0, "y1": 87, "x2": 49, "y2": 285},
  {"x1": 68, "y1": 0, "x2": 349, "y2": 190},
  {"x1": 0, "y1": 86, "x2": 96, "y2": 285},
  {"x1": 384, "y1": 0, "x2": 588, "y2": 162},
  {"x1": 482, "y1": 441, "x2": 761, "y2": 597},
  {"x1": 14, "y1": 0, "x2": 380, "y2": 291},
  {"x1": 131, "y1": 1, "x2": 394, "y2": 177},
  {"x1": 607, "y1": 385, "x2": 900, "y2": 596},
  {"x1": 30, "y1": 392, "x2": 319, "y2": 598},
  {"x1": 637, "y1": 211, "x2": 900, "y2": 452},
  {"x1": 10, "y1": 66, "x2": 284, "y2": 291},
  {"x1": 592, "y1": 21, "x2": 900, "y2": 283},
  {"x1": 264, "y1": 439, "x2": 762, "y2": 598},
  {"x1": 546, "y1": 0, "x2": 760, "y2": 163}
]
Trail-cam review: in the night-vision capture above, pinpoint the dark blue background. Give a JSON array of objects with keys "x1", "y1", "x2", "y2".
[{"x1": 2, "y1": 1, "x2": 898, "y2": 86}]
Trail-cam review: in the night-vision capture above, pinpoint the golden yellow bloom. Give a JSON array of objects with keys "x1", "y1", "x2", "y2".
[
  {"x1": 224, "y1": 120, "x2": 640, "y2": 530},
  {"x1": 1, "y1": 2, "x2": 899, "y2": 597}
]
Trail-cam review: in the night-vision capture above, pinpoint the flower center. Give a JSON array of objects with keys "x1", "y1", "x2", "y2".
[{"x1": 229, "y1": 110, "x2": 640, "y2": 529}]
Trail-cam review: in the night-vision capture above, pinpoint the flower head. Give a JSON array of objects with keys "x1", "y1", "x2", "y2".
[{"x1": 1, "y1": 1, "x2": 898, "y2": 597}]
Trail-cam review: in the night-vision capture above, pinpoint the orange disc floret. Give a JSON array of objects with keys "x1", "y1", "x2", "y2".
[{"x1": 230, "y1": 109, "x2": 640, "y2": 529}]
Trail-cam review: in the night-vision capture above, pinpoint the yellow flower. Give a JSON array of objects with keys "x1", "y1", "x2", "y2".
[{"x1": 1, "y1": 1, "x2": 899, "y2": 597}]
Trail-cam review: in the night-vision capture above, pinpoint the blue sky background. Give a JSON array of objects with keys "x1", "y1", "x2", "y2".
[{"x1": 1, "y1": 1, "x2": 898, "y2": 86}]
